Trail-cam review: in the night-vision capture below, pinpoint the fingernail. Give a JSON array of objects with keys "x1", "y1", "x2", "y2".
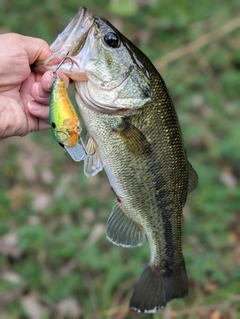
[
  {"x1": 36, "y1": 83, "x2": 50, "y2": 98},
  {"x1": 47, "y1": 77, "x2": 54, "y2": 90},
  {"x1": 28, "y1": 101, "x2": 44, "y2": 111}
]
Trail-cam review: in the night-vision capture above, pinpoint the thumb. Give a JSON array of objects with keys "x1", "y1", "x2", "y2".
[{"x1": 20, "y1": 34, "x2": 52, "y2": 64}]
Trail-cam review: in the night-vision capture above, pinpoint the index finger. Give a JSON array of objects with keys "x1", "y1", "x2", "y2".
[{"x1": 40, "y1": 70, "x2": 70, "y2": 92}]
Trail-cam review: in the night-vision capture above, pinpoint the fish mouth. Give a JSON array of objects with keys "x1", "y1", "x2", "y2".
[{"x1": 32, "y1": 7, "x2": 94, "y2": 81}]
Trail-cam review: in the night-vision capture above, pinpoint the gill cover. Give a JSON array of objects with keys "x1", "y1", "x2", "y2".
[{"x1": 73, "y1": 17, "x2": 152, "y2": 111}]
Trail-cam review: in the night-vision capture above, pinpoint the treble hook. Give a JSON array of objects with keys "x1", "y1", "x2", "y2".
[
  {"x1": 74, "y1": 126, "x2": 96, "y2": 156},
  {"x1": 52, "y1": 51, "x2": 73, "y2": 79}
]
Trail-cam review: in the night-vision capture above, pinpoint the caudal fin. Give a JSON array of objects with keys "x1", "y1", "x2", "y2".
[{"x1": 129, "y1": 263, "x2": 188, "y2": 313}]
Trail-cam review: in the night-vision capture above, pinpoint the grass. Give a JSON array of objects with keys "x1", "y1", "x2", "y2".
[{"x1": 0, "y1": 0, "x2": 240, "y2": 318}]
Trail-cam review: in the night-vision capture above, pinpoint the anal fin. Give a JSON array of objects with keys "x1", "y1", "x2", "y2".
[{"x1": 106, "y1": 202, "x2": 145, "y2": 248}]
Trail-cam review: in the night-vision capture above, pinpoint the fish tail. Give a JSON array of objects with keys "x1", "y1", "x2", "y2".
[{"x1": 129, "y1": 262, "x2": 188, "y2": 313}]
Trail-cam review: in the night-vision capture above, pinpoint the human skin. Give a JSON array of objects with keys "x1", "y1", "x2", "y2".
[{"x1": 0, "y1": 33, "x2": 69, "y2": 138}]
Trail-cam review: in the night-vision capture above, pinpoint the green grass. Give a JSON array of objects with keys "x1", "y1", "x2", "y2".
[{"x1": 1, "y1": 0, "x2": 240, "y2": 318}]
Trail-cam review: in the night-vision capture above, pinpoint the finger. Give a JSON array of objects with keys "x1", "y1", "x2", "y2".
[
  {"x1": 20, "y1": 35, "x2": 51, "y2": 63},
  {"x1": 41, "y1": 71, "x2": 70, "y2": 92},
  {"x1": 32, "y1": 71, "x2": 70, "y2": 103},
  {"x1": 31, "y1": 82, "x2": 50, "y2": 105},
  {"x1": 38, "y1": 119, "x2": 50, "y2": 131},
  {"x1": 27, "y1": 100, "x2": 49, "y2": 121}
]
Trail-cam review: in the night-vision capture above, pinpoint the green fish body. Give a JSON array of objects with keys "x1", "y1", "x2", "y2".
[{"x1": 33, "y1": 7, "x2": 198, "y2": 313}]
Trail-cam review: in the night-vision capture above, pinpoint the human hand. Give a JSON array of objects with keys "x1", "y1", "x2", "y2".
[{"x1": 0, "y1": 33, "x2": 69, "y2": 138}]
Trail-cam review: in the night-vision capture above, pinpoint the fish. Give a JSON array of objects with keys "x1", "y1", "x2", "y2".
[
  {"x1": 32, "y1": 7, "x2": 198, "y2": 312},
  {"x1": 50, "y1": 76, "x2": 88, "y2": 162}
]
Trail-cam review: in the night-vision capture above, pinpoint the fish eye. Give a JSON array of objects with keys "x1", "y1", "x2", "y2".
[{"x1": 104, "y1": 32, "x2": 120, "y2": 48}]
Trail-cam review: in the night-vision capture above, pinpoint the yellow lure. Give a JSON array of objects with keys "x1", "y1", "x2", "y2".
[{"x1": 50, "y1": 77, "x2": 87, "y2": 161}]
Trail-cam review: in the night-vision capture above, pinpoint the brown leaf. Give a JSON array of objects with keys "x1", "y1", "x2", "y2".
[
  {"x1": 31, "y1": 192, "x2": 52, "y2": 212},
  {"x1": 210, "y1": 310, "x2": 221, "y2": 319},
  {"x1": 57, "y1": 298, "x2": 82, "y2": 318},
  {"x1": 87, "y1": 224, "x2": 105, "y2": 243},
  {"x1": 0, "y1": 232, "x2": 21, "y2": 258},
  {"x1": 1, "y1": 271, "x2": 22, "y2": 284},
  {"x1": 22, "y1": 293, "x2": 48, "y2": 319},
  {"x1": 219, "y1": 167, "x2": 237, "y2": 188}
]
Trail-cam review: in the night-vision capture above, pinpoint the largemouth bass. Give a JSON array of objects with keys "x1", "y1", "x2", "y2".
[{"x1": 33, "y1": 7, "x2": 198, "y2": 313}]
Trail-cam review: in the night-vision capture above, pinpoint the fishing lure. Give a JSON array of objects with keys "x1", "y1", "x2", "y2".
[{"x1": 50, "y1": 54, "x2": 88, "y2": 161}]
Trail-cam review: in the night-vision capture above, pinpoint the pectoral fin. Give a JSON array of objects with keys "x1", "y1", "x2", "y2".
[
  {"x1": 106, "y1": 202, "x2": 145, "y2": 248},
  {"x1": 84, "y1": 137, "x2": 103, "y2": 177},
  {"x1": 187, "y1": 161, "x2": 198, "y2": 193},
  {"x1": 64, "y1": 143, "x2": 88, "y2": 162},
  {"x1": 113, "y1": 119, "x2": 152, "y2": 157}
]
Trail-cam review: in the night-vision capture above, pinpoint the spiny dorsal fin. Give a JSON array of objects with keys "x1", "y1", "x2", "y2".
[
  {"x1": 187, "y1": 161, "x2": 198, "y2": 193},
  {"x1": 106, "y1": 202, "x2": 146, "y2": 248},
  {"x1": 84, "y1": 137, "x2": 103, "y2": 177},
  {"x1": 64, "y1": 143, "x2": 88, "y2": 162}
]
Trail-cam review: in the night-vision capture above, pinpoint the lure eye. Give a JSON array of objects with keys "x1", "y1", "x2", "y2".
[{"x1": 104, "y1": 32, "x2": 120, "y2": 48}]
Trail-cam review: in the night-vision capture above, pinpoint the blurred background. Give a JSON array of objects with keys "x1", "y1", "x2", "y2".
[{"x1": 0, "y1": 0, "x2": 240, "y2": 318}]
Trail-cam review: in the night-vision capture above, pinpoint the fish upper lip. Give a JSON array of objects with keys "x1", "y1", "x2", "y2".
[
  {"x1": 50, "y1": 7, "x2": 94, "y2": 56},
  {"x1": 32, "y1": 7, "x2": 94, "y2": 76}
]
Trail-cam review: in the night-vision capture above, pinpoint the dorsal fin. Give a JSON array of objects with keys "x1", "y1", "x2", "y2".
[{"x1": 187, "y1": 161, "x2": 198, "y2": 193}]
